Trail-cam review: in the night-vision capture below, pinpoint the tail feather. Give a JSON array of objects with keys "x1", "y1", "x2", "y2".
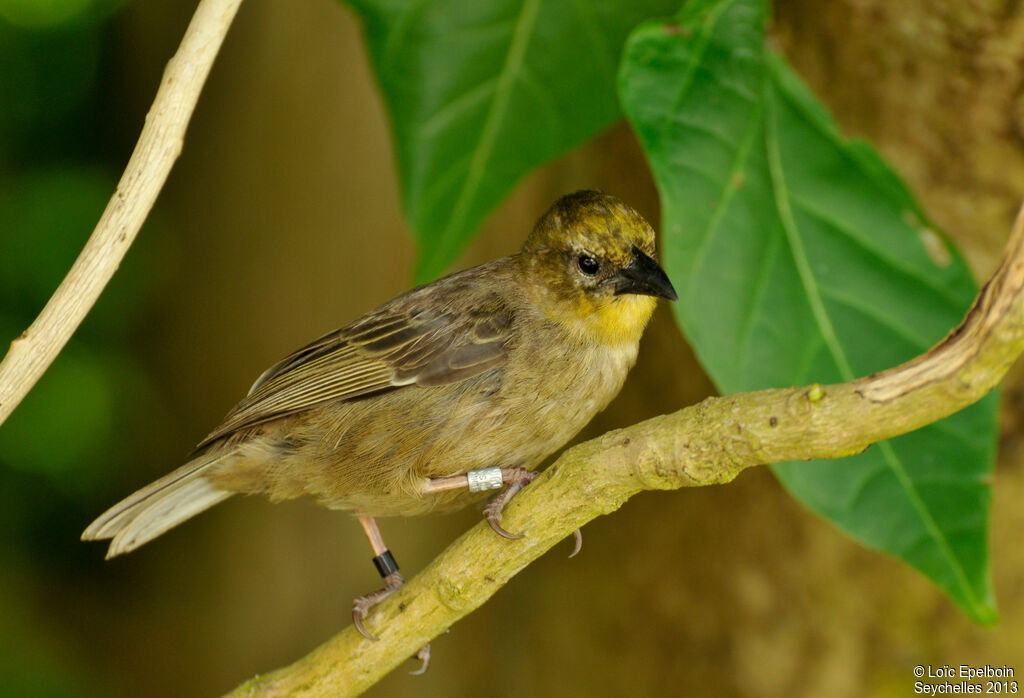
[{"x1": 82, "y1": 454, "x2": 234, "y2": 558}]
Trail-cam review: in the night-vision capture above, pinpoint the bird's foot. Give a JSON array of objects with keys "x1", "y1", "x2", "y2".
[
  {"x1": 352, "y1": 570, "x2": 404, "y2": 641},
  {"x1": 478, "y1": 468, "x2": 583, "y2": 554},
  {"x1": 481, "y1": 467, "x2": 537, "y2": 538},
  {"x1": 425, "y1": 466, "x2": 582, "y2": 553}
]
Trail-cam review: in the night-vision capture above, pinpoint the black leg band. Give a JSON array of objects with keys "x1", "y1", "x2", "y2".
[{"x1": 372, "y1": 550, "x2": 400, "y2": 578}]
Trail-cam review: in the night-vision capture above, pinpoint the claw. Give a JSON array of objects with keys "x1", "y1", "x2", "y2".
[
  {"x1": 352, "y1": 603, "x2": 379, "y2": 641},
  {"x1": 481, "y1": 467, "x2": 538, "y2": 539},
  {"x1": 351, "y1": 570, "x2": 404, "y2": 641},
  {"x1": 486, "y1": 512, "x2": 525, "y2": 539},
  {"x1": 410, "y1": 643, "x2": 431, "y2": 675},
  {"x1": 568, "y1": 528, "x2": 583, "y2": 558}
]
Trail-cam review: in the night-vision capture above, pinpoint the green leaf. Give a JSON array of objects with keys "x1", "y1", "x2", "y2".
[
  {"x1": 619, "y1": 0, "x2": 998, "y2": 623},
  {"x1": 345, "y1": 0, "x2": 678, "y2": 282}
]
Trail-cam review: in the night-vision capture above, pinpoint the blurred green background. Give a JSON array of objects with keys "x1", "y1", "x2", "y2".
[{"x1": 1, "y1": 1, "x2": 1022, "y2": 696}]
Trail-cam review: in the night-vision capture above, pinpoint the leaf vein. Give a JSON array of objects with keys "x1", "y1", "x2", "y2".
[{"x1": 423, "y1": 0, "x2": 543, "y2": 273}]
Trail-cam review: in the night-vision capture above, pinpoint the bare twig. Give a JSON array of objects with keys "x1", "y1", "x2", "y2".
[
  {"x1": 0, "y1": 0, "x2": 244, "y2": 426},
  {"x1": 225, "y1": 206, "x2": 1024, "y2": 697}
]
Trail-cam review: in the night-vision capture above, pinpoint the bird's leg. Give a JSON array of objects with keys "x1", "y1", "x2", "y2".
[
  {"x1": 352, "y1": 514, "x2": 432, "y2": 674},
  {"x1": 352, "y1": 514, "x2": 404, "y2": 642},
  {"x1": 424, "y1": 467, "x2": 583, "y2": 555}
]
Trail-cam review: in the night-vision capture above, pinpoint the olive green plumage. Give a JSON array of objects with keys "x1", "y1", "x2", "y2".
[{"x1": 82, "y1": 190, "x2": 676, "y2": 558}]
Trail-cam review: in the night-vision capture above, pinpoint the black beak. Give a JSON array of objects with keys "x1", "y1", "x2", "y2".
[{"x1": 613, "y1": 246, "x2": 678, "y2": 301}]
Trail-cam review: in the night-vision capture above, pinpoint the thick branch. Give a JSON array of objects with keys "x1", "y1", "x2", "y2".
[
  {"x1": 226, "y1": 207, "x2": 1024, "y2": 697},
  {"x1": 0, "y1": 0, "x2": 243, "y2": 426}
]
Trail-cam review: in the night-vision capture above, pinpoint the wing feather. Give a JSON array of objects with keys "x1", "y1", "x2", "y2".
[{"x1": 196, "y1": 284, "x2": 516, "y2": 448}]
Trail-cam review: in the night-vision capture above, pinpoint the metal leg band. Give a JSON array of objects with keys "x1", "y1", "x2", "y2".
[{"x1": 466, "y1": 466, "x2": 504, "y2": 492}]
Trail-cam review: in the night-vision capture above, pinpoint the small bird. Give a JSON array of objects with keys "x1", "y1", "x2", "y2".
[{"x1": 82, "y1": 190, "x2": 676, "y2": 651}]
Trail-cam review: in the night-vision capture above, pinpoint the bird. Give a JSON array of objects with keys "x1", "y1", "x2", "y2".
[{"x1": 82, "y1": 189, "x2": 677, "y2": 656}]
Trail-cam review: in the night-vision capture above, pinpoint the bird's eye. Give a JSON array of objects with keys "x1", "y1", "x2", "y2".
[{"x1": 576, "y1": 253, "x2": 600, "y2": 276}]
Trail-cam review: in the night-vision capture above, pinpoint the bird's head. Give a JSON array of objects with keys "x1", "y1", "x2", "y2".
[{"x1": 520, "y1": 190, "x2": 677, "y2": 345}]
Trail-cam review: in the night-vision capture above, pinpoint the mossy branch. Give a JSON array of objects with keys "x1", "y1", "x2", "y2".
[
  {"x1": 226, "y1": 209, "x2": 1024, "y2": 696},
  {"x1": 0, "y1": 0, "x2": 243, "y2": 426}
]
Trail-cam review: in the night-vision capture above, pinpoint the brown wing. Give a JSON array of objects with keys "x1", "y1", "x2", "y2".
[{"x1": 195, "y1": 288, "x2": 514, "y2": 448}]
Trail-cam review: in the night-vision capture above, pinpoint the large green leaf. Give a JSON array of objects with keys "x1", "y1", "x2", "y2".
[
  {"x1": 619, "y1": 0, "x2": 998, "y2": 623},
  {"x1": 345, "y1": 0, "x2": 678, "y2": 282}
]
